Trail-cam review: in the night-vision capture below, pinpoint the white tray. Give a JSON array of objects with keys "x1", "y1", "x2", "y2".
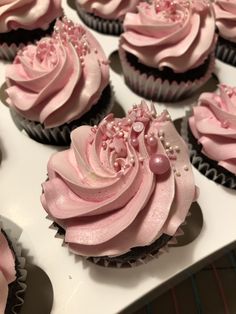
[{"x1": 0, "y1": 1, "x2": 236, "y2": 313}]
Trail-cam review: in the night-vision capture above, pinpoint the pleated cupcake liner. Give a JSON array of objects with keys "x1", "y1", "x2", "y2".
[
  {"x1": 0, "y1": 223, "x2": 27, "y2": 314},
  {"x1": 0, "y1": 42, "x2": 25, "y2": 61},
  {"x1": 45, "y1": 213, "x2": 189, "y2": 268},
  {"x1": 10, "y1": 84, "x2": 114, "y2": 146},
  {"x1": 215, "y1": 37, "x2": 236, "y2": 66},
  {"x1": 181, "y1": 110, "x2": 236, "y2": 190},
  {"x1": 119, "y1": 47, "x2": 215, "y2": 102},
  {"x1": 75, "y1": 3, "x2": 123, "y2": 35}
]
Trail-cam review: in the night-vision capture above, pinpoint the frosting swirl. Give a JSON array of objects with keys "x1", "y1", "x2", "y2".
[
  {"x1": 76, "y1": 0, "x2": 140, "y2": 20},
  {"x1": 214, "y1": 0, "x2": 236, "y2": 43},
  {"x1": 6, "y1": 18, "x2": 110, "y2": 128},
  {"x1": 0, "y1": 230, "x2": 16, "y2": 313},
  {"x1": 0, "y1": 0, "x2": 62, "y2": 33},
  {"x1": 189, "y1": 84, "x2": 236, "y2": 175},
  {"x1": 121, "y1": 0, "x2": 216, "y2": 72},
  {"x1": 41, "y1": 101, "x2": 197, "y2": 257}
]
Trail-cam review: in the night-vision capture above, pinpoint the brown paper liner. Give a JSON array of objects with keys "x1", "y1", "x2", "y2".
[
  {"x1": 216, "y1": 36, "x2": 236, "y2": 66},
  {"x1": 0, "y1": 225, "x2": 27, "y2": 314},
  {"x1": 75, "y1": 3, "x2": 123, "y2": 35},
  {"x1": 119, "y1": 47, "x2": 215, "y2": 102}
]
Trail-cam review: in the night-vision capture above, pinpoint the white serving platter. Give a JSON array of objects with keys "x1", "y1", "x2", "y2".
[{"x1": 0, "y1": 1, "x2": 236, "y2": 313}]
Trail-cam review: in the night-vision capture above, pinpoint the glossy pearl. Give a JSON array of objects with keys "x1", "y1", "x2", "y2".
[
  {"x1": 131, "y1": 138, "x2": 139, "y2": 148},
  {"x1": 147, "y1": 136, "x2": 157, "y2": 147},
  {"x1": 149, "y1": 154, "x2": 170, "y2": 175},
  {"x1": 133, "y1": 122, "x2": 144, "y2": 133}
]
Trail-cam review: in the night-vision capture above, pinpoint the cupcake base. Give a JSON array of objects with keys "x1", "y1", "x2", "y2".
[
  {"x1": 1, "y1": 229, "x2": 27, "y2": 314},
  {"x1": 10, "y1": 84, "x2": 114, "y2": 146},
  {"x1": 181, "y1": 112, "x2": 236, "y2": 190},
  {"x1": 75, "y1": 3, "x2": 123, "y2": 35},
  {"x1": 119, "y1": 47, "x2": 215, "y2": 102},
  {"x1": 0, "y1": 20, "x2": 56, "y2": 61},
  {"x1": 51, "y1": 221, "x2": 179, "y2": 268},
  {"x1": 215, "y1": 36, "x2": 236, "y2": 66}
]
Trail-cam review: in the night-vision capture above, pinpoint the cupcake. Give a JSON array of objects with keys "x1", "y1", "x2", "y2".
[
  {"x1": 75, "y1": 0, "x2": 141, "y2": 35},
  {"x1": 5, "y1": 17, "x2": 113, "y2": 146},
  {"x1": 0, "y1": 227, "x2": 27, "y2": 313},
  {"x1": 214, "y1": 0, "x2": 236, "y2": 66},
  {"x1": 0, "y1": 0, "x2": 63, "y2": 61},
  {"x1": 41, "y1": 101, "x2": 198, "y2": 267},
  {"x1": 119, "y1": 0, "x2": 217, "y2": 102},
  {"x1": 181, "y1": 84, "x2": 236, "y2": 189}
]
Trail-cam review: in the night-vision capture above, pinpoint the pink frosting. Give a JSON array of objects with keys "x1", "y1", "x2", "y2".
[
  {"x1": 0, "y1": 230, "x2": 16, "y2": 313},
  {"x1": 189, "y1": 84, "x2": 236, "y2": 175},
  {"x1": 76, "y1": 0, "x2": 140, "y2": 20},
  {"x1": 5, "y1": 18, "x2": 110, "y2": 128},
  {"x1": 121, "y1": 0, "x2": 216, "y2": 73},
  {"x1": 214, "y1": 0, "x2": 236, "y2": 43},
  {"x1": 0, "y1": 0, "x2": 62, "y2": 33},
  {"x1": 41, "y1": 101, "x2": 197, "y2": 257}
]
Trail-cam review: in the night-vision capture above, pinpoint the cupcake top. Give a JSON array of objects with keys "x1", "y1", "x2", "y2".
[
  {"x1": 214, "y1": 0, "x2": 236, "y2": 43},
  {"x1": 121, "y1": 0, "x2": 216, "y2": 73},
  {"x1": 0, "y1": 0, "x2": 62, "y2": 33},
  {"x1": 41, "y1": 101, "x2": 197, "y2": 258},
  {"x1": 5, "y1": 17, "x2": 110, "y2": 128},
  {"x1": 189, "y1": 84, "x2": 236, "y2": 175},
  {"x1": 0, "y1": 229, "x2": 16, "y2": 313},
  {"x1": 76, "y1": 0, "x2": 140, "y2": 20}
]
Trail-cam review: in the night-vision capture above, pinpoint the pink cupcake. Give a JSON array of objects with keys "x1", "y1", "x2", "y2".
[
  {"x1": 0, "y1": 0, "x2": 63, "y2": 60},
  {"x1": 181, "y1": 84, "x2": 236, "y2": 189},
  {"x1": 5, "y1": 18, "x2": 113, "y2": 145},
  {"x1": 0, "y1": 227, "x2": 27, "y2": 313},
  {"x1": 75, "y1": 0, "x2": 141, "y2": 35},
  {"x1": 41, "y1": 101, "x2": 198, "y2": 267},
  {"x1": 214, "y1": 0, "x2": 236, "y2": 66},
  {"x1": 119, "y1": 0, "x2": 216, "y2": 102}
]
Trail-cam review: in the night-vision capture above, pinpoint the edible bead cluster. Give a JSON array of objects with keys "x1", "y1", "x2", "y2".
[
  {"x1": 53, "y1": 17, "x2": 90, "y2": 57},
  {"x1": 89, "y1": 102, "x2": 186, "y2": 177}
]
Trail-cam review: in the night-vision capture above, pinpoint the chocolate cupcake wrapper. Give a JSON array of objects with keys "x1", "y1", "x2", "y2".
[
  {"x1": 181, "y1": 110, "x2": 236, "y2": 189},
  {"x1": 215, "y1": 39, "x2": 236, "y2": 66},
  {"x1": 0, "y1": 223, "x2": 27, "y2": 314},
  {"x1": 10, "y1": 84, "x2": 114, "y2": 146},
  {"x1": 46, "y1": 215, "x2": 186, "y2": 268},
  {"x1": 76, "y1": 3, "x2": 123, "y2": 35},
  {"x1": 119, "y1": 48, "x2": 215, "y2": 102},
  {"x1": 0, "y1": 42, "x2": 25, "y2": 61}
]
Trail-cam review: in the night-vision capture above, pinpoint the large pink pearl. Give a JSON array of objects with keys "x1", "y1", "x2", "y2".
[
  {"x1": 147, "y1": 136, "x2": 157, "y2": 148},
  {"x1": 149, "y1": 153, "x2": 170, "y2": 175}
]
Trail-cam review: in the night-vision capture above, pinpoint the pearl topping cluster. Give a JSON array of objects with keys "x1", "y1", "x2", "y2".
[
  {"x1": 89, "y1": 102, "x2": 187, "y2": 178},
  {"x1": 53, "y1": 17, "x2": 90, "y2": 57}
]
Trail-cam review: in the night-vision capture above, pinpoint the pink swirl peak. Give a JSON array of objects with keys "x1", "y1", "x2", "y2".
[
  {"x1": 0, "y1": 0, "x2": 62, "y2": 33},
  {"x1": 189, "y1": 84, "x2": 236, "y2": 175},
  {"x1": 214, "y1": 0, "x2": 236, "y2": 43},
  {"x1": 121, "y1": 0, "x2": 216, "y2": 72},
  {"x1": 6, "y1": 17, "x2": 110, "y2": 128},
  {"x1": 41, "y1": 101, "x2": 197, "y2": 257}
]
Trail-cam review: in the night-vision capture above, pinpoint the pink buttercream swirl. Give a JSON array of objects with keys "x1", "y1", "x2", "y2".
[
  {"x1": 0, "y1": 230, "x2": 16, "y2": 314},
  {"x1": 214, "y1": 0, "x2": 236, "y2": 43},
  {"x1": 41, "y1": 101, "x2": 197, "y2": 257},
  {"x1": 189, "y1": 84, "x2": 236, "y2": 175},
  {"x1": 0, "y1": 0, "x2": 62, "y2": 33},
  {"x1": 5, "y1": 18, "x2": 110, "y2": 128},
  {"x1": 121, "y1": 0, "x2": 216, "y2": 72},
  {"x1": 76, "y1": 0, "x2": 140, "y2": 20}
]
